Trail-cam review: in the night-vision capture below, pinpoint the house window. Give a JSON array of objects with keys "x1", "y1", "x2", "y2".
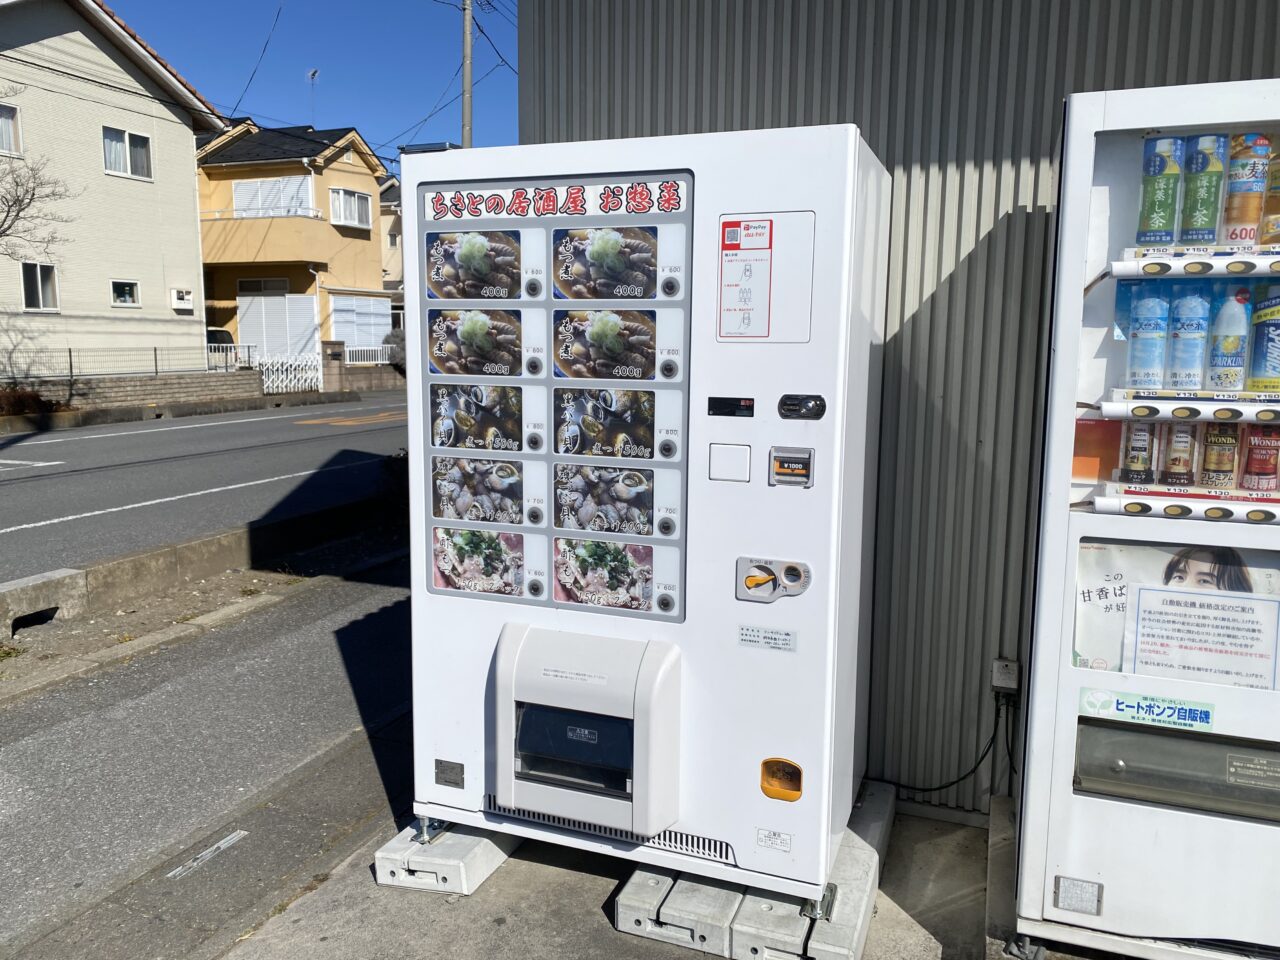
[
  {"x1": 237, "y1": 278, "x2": 289, "y2": 295},
  {"x1": 388, "y1": 231, "x2": 399, "y2": 248},
  {"x1": 0, "y1": 104, "x2": 20, "y2": 155},
  {"x1": 232, "y1": 176, "x2": 313, "y2": 218},
  {"x1": 110, "y1": 280, "x2": 140, "y2": 307},
  {"x1": 103, "y1": 126, "x2": 152, "y2": 178},
  {"x1": 21, "y1": 262, "x2": 59, "y2": 311},
  {"x1": 330, "y1": 188, "x2": 371, "y2": 229}
]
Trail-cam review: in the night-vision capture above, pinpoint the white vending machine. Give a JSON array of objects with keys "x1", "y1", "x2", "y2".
[
  {"x1": 396, "y1": 126, "x2": 889, "y2": 900},
  {"x1": 1021, "y1": 79, "x2": 1280, "y2": 958}
]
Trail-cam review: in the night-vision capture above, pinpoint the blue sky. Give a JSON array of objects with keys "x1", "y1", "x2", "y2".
[{"x1": 115, "y1": 0, "x2": 520, "y2": 169}]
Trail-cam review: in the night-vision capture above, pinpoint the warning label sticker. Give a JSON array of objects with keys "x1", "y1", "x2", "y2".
[
  {"x1": 738, "y1": 624, "x2": 797, "y2": 652},
  {"x1": 756, "y1": 828, "x2": 793, "y2": 854},
  {"x1": 1228, "y1": 753, "x2": 1280, "y2": 791},
  {"x1": 719, "y1": 219, "x2": 773, "y2": 338}
]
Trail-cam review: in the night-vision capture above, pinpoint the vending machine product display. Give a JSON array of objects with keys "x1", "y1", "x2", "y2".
[
  {"x1": 400, "y1": 126, "x2": 890, "y2": 899},
  {"x1": 1021, "y1": 79, "x2": 1280, "y2": 958}
]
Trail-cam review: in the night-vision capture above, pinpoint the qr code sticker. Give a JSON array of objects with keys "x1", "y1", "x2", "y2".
[{"x1": 725, "y1": 227, "x2": 740, "y2": 244}]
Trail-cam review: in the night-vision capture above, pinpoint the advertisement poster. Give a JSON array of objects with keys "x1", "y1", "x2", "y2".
[
  {"x1": 554, "y1": 310, "x2": 657, "y2": 380},
  {"x1": 428, "y1": 310, "x2": 522, "y2": 377},
  {"x1": 553, "y1": 227, "x2": 658, "y2": 299},
  {"x1": 431, "y1": 457, "x2": 523, "y2": 525},
  {"x1": 1075, "y1": 540, "x2": 1280, "y2": 691},
  {"x1": 432, "y1": 528, "x2": 524, "y2": 596},
  {"x1": 426, "y1": 231, "x2": 521, "y2": 299},
  {"x1": 553, "y1": 538, "x2": 653, "y2": 611}
]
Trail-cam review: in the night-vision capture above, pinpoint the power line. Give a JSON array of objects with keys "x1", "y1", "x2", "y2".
[
  {"x1": 473, "y1": 13, "x2": 517, "y2": 74},
  {"x1": 396, "y1": 62, "x2": 502, "y2": 148},
  {"x1": 231, "y1": 1, "x2": 284, "y2": 116},
  {"x1": 479, "y1": 0, "x2": 517, "y2": 29},
  {"x1": 0, "y1": 52, "x2": 401, "y2": 167},
  {"x1": 373, "y1": 60, "x2": 462, "y2": 150}
]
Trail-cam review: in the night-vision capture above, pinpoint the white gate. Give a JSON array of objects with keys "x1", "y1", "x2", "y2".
[{"x1": 257, "y1": 354, "x2": 322, "y2": 394}]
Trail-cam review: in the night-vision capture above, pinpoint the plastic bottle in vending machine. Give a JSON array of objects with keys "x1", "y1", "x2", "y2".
[
  {"x1": 1126, "y1": 283, "x2": 1170, "y2": 389},
  {"x1": 1166, "y1": 282, "x2": 1211, "y2": 390},
  {"x1": 1223, "y1": 133, "x2": 1271, "y2": 245},
  {"x1": 1179, "y1": 134, "x2": 1228, "y2": 245},
  {"x1": 1207, "y1": 284, "x2": 1251, "y2": 392},
  {"x1": 1137, "y1": 138, "x2": 1183, "y2": 246},
  {"x1": 1248, "y1": 285, "x2": 1280, "y2": 393},
  {"x1": 1259, "y1": 154, "x2": 1280, "y2": 246}
]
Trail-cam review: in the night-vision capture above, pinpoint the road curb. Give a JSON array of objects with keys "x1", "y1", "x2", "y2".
[
  {"x1": 1, "y1": 494, "x2": 399, "y2": 636},
  {"x1": 0, "y1": 539, "x2": 410, "y2": 710},
  {"x1": 0, "y1": 391, "x2": 362, "y2": 437}
]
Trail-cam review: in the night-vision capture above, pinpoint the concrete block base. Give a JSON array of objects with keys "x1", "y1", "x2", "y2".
[
  {"x1": 374, "y1": 821, "x2": 520, "y2": 896},
  {"x1": 615, "y1": 781, "x2": 900, "y2": 960},
  {"x1": 0, "y1": 568, "x2": 86, "y2": 635}
]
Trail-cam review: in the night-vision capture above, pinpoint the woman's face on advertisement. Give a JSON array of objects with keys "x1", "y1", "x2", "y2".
[{"x1": 1168, "y1": 556, "x2": 1218, "y2": 589}]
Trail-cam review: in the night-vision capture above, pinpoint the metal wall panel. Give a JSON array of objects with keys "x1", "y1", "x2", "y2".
[{"x1": 518, "y1": 0, "x2": 1280, "y2": 812}]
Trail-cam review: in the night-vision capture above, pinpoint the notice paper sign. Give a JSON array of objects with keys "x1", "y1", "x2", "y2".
[
  {"x1": 718, "y1": 219, "x2": 773, "y2": 338},
  {"x1": 1124, "y1": 585, "x2": 1280, "y2": 689}
]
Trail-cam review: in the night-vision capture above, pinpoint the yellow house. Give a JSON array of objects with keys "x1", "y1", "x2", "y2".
[{"x1": 196, "y1": 120, "x2": 392, "y2": 356}]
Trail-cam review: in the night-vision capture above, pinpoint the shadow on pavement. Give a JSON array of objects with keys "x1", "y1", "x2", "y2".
[{"x1": 247, "y1": 448, "x2": 414, "y2": 823}]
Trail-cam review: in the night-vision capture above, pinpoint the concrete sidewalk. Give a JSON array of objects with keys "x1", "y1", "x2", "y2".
[{"x1": 220, "y1": 819, "x2": 958, "y2": 960}]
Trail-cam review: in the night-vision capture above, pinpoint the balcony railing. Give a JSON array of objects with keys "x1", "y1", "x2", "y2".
[
  {"x1": 201, "y1": 207, "x2": 323, "y2": 220},
  {"x1": 345, "y1": 345, "x2": 393, "y2": 365}
]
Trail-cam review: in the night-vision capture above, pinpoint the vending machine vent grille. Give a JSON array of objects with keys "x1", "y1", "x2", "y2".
[{"x1": 484, "y1": 795, "x2": 736, "y2": 865}]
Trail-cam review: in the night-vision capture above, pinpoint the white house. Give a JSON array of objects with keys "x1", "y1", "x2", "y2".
[{"x1": 0, "y1": 0, "x2": 224, "y2": 364}]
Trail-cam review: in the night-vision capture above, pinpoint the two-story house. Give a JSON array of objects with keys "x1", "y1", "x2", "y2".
[
  {"x1": 197, "y1": 120, "x2": 393, "y2": 357},
  {"x1": 0, "y1": 0, "x2": 223, "y2": 358}
]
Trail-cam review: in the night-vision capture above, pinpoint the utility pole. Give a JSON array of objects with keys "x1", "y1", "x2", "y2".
[{"x1": 461, "y1": 0, "x2": 473, "y2": 148}]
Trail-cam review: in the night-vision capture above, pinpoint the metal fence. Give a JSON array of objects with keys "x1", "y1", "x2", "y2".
[
  {"x1": 206, "y1": 344, "x2": 257, "y2": 370},
  {"x1": 345, "y1": 345, "x2": 392, "y2": 365},
  {"x1": 1, "y1": 346, "x2": 212, "y2": 380},
  {"x1": 258, "y1": 354, "x2": 322, "y2": 394}
]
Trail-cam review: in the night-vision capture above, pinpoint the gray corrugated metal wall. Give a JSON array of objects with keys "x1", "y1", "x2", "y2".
[{"x1": 518, "y1": 0, "x2": 1280, "y2": 813}]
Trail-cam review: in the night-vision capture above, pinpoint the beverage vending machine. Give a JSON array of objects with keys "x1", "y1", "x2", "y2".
[
  {"x1": 395, "y1": 126, "x2": 889, "y2": 899},
  {"x1": 1021, "y1": 79, "x2": 1280, "y2": 958}
]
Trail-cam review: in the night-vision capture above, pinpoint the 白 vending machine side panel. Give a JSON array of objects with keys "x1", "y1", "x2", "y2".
[{"x1": 1020, "y1": 79, "x2": 1280, "y2": 958}]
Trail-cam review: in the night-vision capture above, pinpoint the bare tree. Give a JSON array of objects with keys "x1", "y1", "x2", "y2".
[
  {"x1": 0, "y1": 156, "x2": 75, "y2": 262},
  {"x1": 0, "y1": 84, "x2": 74, "y2": 262}
]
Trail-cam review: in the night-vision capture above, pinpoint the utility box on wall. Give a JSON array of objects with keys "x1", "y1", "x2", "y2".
[{"x1": 401, "y1": 126, "x2": 890, "y2": 899}]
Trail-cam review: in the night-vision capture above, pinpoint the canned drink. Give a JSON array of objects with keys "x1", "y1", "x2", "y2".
[
  {"x1": 1240, "y1": 424, "x2": 1280, "y2": 492},
  {"x1": 1199, "y1": 423, "x2": 1240, "y2": 489}
]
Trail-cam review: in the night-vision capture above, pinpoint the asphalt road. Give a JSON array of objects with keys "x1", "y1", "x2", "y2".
[
  {"x1": 0, "y1": 560, "x2": 411, "y2": 957},
  {"x1": 0, "y1": 394, "x2": 407, "y2": 583}
]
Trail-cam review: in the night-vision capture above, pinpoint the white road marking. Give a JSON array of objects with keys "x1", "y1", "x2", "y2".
[
  {"x1": 0, "y1": 458, "x2": 385, "y2": 535},
  {"x1": 16, "y1": 402, "x2": 408, "y2": 446},
  {"x1": 0, "y1": 459, "x2": 64, "y2": 469}
]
